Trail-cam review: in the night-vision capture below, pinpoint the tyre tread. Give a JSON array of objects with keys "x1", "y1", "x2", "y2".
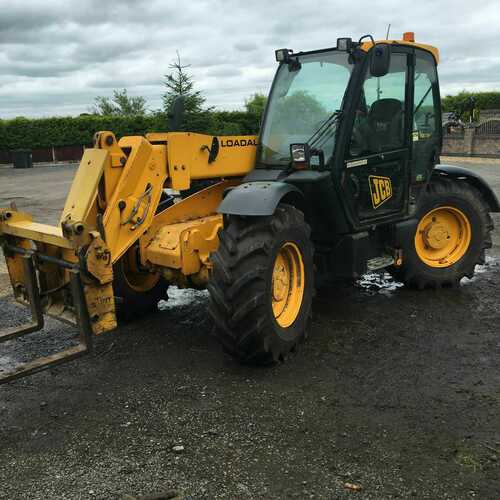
[
  {"x1": 394, "y1": 178, "x2": 493, "y2": 289},
  {"x1": 208, "y1": 203, "x2": 313, "y2": 364}
]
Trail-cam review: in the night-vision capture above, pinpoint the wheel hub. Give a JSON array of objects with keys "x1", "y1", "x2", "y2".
[
  {"x1": 415, "y1": 206, "x2": 471, "y2": 268},
  {"x1": 271, "y1": 242, "x2": 305, "y2": 328},
  {"x1": 423, "y1": 222, "x2": 450, "y2": 250},
  {"x1": 272, "y1": 255, "x2": 289, "y2": 302}
]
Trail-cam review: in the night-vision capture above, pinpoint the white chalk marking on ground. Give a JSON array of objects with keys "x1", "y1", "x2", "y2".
[
  {"x1": 461, "y1": 255, "x2": 498, "y2": 285},
  {"x1": 356, "y1": 271, "x2": 404, "y2": 296},
  {"x1": 358, "y1": 255, "x2": 498, "y2": 292},
  {"x1": 158, "y1": 286, "x2": 209, "y2": 310}
]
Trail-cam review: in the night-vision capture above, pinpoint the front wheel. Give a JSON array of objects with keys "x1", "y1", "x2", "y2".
[
  {"x1": 208, "y1": 203, "x2": 314, "y2": 364},
  {"x1": 391, "y1": 178, "x2": 493, "y2": 289},
  {"x1": 113, "y1": 244, "x2": 169, "y2": 322}
]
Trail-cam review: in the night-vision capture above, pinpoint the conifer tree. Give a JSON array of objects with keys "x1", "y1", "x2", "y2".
[{"x1": 162, "y1": 52, "x2": 206, "y2": 114}]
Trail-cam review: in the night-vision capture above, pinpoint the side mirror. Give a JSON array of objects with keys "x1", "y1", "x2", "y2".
[
  {"x1": 208, "y1": 137, "x2": 219, "y2": 163},
  {"x1": 370, "y1": 44, "x2": 391, "y2": 77},
  {"x1": 168, "y1": 96, "x2": 185, "y2": 131},
  {"x1": 201, "y1": 136, "x2": 220, "y2": 163}
]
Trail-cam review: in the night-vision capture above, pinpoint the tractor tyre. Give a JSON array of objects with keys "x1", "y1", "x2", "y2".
[
  {"x1": 113, "y1": 245, "x2": 168, "y2": 323},
  {"x1": 391, "y1": 178, "x2": 493, "y2": 289},
  {"x1": 208, "y1": 203, "x2": 314, "y2": 365}
]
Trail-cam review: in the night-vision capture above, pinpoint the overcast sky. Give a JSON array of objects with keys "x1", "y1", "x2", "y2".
[{"x1": 1, "y1": 0, "x2": 500, "y2": 118}]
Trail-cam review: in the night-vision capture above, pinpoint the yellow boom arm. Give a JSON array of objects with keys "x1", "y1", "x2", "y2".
[{"x1": 0, "y1": 130, "x2": 257, "y2": 382}]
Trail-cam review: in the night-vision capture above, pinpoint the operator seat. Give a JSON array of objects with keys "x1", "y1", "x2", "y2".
[{"x1": 367, "y1": 98, "x2": 403, "y2": 152}]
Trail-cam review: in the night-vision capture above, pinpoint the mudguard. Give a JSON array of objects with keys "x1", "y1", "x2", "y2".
[
  {"x1": 433, "y1": 164, "x2": 500, "y2": 212},
  {"x1": 218, "y1": 181, "x2": 304, "y2": 216}
]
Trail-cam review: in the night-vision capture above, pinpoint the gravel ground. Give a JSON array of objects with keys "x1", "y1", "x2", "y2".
[{"x1": 0, "y1": 160, "x2": 500, "y2": 499}]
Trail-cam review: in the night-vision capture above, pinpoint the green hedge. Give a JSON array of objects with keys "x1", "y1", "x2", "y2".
[
  {"x1": 4, "y1": 90, "x2": 500, "y2": 151},
  {"x1": 0, "y1": 111, "x2": 261, "y2": 150},
  {"x1": 442, "y1": 91, "x2": 500, "y2": 114}
]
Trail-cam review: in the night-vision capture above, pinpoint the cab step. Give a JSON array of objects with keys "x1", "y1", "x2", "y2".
[{"x1": 366, "y1": 255, "x2": 395, "y2": 271}]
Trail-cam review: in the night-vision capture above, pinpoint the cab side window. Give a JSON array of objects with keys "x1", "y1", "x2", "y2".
[
  {"x1": 413, "y1": 51, "x2": 440, "y2": 181},
  {"x1": 414, "y1": 53, "x2": 438, "y2": 137},
  {"x1": 350, "y1": 53, "x2": 408, "y2": 157}
]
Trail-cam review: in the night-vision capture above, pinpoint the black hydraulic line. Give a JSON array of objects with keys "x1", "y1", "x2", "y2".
[{"x1": 3, "y1": 244, "x2": 80, "y2": 270}]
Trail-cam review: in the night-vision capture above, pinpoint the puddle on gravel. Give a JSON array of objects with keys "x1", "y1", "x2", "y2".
[{"x1": 158, "y1": 286, "x2": 208, "y2": 310}]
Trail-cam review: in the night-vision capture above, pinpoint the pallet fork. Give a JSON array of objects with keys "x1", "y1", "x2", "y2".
[{"x1": 0, "y1": 247, "x2": 93, "y2": 384}]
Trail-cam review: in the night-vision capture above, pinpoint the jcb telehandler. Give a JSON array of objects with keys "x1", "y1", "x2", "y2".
[{"x1": 1, "y1": 33, "x2": 498, "y2": 383}]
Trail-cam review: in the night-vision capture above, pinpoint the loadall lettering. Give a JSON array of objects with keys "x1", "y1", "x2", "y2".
[
  {"x1": 369, "y1": 175, "x2": 393, "y2": 208},
  {"x1": 220, "y1": 138, "x2": 258, "y2": 147}
]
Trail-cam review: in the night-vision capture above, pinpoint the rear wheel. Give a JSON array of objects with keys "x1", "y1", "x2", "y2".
[
  {"x1": 113, "y1": 244, "x2": 168, "y2": 322},
  {"x1": 208, "y1": 203, "x2": 314, "y2": 364},
  {"x1": 392, "y1": 178, "x2": 493, "y2": 288}
]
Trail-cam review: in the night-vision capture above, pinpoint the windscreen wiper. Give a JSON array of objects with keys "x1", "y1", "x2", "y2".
[{"x1": 308, "y1": 110, "x2": 342, "y2": 150}]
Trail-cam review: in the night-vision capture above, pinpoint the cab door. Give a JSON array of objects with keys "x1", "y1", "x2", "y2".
[{"x1": 343, "y1": 50, "x2": 411, "y2": 224}]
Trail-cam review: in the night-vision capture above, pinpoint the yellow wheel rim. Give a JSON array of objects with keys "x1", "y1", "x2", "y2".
[
  {"x1": 272, "y1": 242, "x2": 305, "y2": 328},
  {"x1": 415, "y1": 206, "x2": 471, "y2": 268},
  {"x1": 122, "y1": 247, "x2": 161, "y2": 293}
]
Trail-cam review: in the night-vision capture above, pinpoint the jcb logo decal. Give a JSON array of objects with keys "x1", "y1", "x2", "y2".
[{"x1": 369, "y1": 175, "x2": 393, "y2": 209}]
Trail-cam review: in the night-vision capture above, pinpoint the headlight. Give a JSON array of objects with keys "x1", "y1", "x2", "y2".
[
  {"x1": 290, "y1": 143, "x2": 310, "y2": 169},
  {"x1": 275, "y1": 48, "x2": 292, "y2": 62},
  {"x1": 336, "y1": 38, "x2": 352, "y2": 51}
]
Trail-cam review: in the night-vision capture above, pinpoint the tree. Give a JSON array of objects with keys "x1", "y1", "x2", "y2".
[
  {"x1": 442, "y1": 91, "x2": 500, "y2": 123},
  {"x1": 245, "y1": 93, "x2": 267, "y2": 117},
  {"x1": 92, "y1": 89, "x2": 147, "y2": 116},
  {"x1": 272, "y1": 91, "x2": 328, "y2": 134},
  {"x1": 162, "y1": 52, "x2": 206, "y2": 114}
]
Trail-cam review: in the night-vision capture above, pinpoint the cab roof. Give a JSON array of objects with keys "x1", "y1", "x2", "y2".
[{"x1": 361, "y1": 39, "x2": 439, "y2": 64}]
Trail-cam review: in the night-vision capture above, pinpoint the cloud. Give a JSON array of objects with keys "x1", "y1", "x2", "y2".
[
  {"x1": 234, "y1": 42, "x2": 258, "y2": 53},
  {"x1": 0, "y1": 0, "x2": 499, "y2": 117}
]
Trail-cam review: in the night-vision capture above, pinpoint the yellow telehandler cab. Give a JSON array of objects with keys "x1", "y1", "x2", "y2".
[{"x1": 1, "y1": 33, "x2": 498, "y2": 382}]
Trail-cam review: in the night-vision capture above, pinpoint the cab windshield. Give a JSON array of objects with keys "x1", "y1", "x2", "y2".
[{"x1": 259, "y1": 50, "x2": 353, "y2": 167}]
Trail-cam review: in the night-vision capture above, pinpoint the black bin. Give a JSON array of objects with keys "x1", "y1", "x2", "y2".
[{"x1": 12, "y1": 150, "x2": 33, "y2": 169}]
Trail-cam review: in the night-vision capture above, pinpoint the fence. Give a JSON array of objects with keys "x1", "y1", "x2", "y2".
[
  {"x1": 0, "y1": 145, "x2": 87, "y2": 164},
  {"x1": 476, "y1": 119, "x2": 500, "y2": 136},
  {"x1": 442, "y1": 120, "x2": 500, "y2": 157}
]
